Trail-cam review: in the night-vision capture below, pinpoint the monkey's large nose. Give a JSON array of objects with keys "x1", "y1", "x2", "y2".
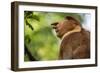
[
  {"x1": 51, "y1": 22, "x2": 58, "y2": 26},
  {"x1": 51, "y1": 22, "x2": 58, "y2": 29}
]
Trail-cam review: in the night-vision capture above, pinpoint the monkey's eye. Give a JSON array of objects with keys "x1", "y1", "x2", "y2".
[{"x1": 51, "y1": 22, "x2": 58, "y2": 26}]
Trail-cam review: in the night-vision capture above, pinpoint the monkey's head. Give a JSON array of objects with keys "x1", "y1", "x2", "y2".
[{"x1": 51, "y1": 16, "x2": 81, "y2": 38}]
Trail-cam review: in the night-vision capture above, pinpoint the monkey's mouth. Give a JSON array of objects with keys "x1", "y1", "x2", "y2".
[
  {"x1": 51, "y1": 26, "x2": 63, "y2": 38},
  {"x1": 51, "y1": 22, "x2": 61, "y2": 37},
  {"x1": 51, "y1": 22, "x2": 58, "y2": 31},
  {"x1": 55, "y1": 29, "x2": 59, "y2": 33},
  {"x1": 51, "y1": 25, "x2": 59, "y2": 33}
]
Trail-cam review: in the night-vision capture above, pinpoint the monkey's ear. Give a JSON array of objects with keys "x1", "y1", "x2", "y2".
[
  {"x1": 65, "y1": 16, "x2": 80, "y2": 25},
  {"x1": 65, "y1": 16, "x2": 75, "y2": 20}
]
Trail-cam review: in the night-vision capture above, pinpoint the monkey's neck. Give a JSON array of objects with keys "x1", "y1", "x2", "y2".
[{"x1": 62, "y1": 25, "x2": 81, "y2": 40}]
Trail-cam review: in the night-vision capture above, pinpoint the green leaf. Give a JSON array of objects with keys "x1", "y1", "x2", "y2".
[{"x1": 25, "y1": 20, "x2": 34, "y2": 30}]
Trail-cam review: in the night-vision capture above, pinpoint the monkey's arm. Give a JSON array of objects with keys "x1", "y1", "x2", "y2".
[
  {"x1": 59, "y1": 44, "x2": 73, "y2": 60},
  {"x1": 72, "y1": 45, "x2": 90, "y2": 59}
]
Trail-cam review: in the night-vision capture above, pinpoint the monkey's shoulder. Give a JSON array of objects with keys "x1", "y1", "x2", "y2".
[{"x1": 61, "y1": 29, "x2": 90, "y2": 48}]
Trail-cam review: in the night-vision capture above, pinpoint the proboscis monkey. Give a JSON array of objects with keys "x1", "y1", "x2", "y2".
[{"x1": 51, "y1": 16, "x2": 90, "y2": 59}]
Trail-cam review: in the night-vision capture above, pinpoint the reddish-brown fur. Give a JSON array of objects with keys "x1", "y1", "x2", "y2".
[{"x1": 51, "y1": 16, "x2": 90, "y2": 59}]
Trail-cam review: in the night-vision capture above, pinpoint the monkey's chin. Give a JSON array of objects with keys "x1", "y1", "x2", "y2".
[{"x1": 57, "y1": 33, "x2": 63, "y2": 39}]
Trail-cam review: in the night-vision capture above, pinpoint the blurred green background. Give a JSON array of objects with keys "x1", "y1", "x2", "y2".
[{"x1": 24, "y1": 11, "x2": 84, "y2": 61}]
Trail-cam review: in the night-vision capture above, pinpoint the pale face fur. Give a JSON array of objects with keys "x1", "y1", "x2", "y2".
[{"x1": 51, "y1": 19, "x2": 77, "y2": 38}]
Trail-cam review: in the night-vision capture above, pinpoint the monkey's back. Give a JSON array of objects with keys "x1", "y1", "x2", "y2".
[{"x1": 59, "y1": 29, "x2": 90, "y2": 59}]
